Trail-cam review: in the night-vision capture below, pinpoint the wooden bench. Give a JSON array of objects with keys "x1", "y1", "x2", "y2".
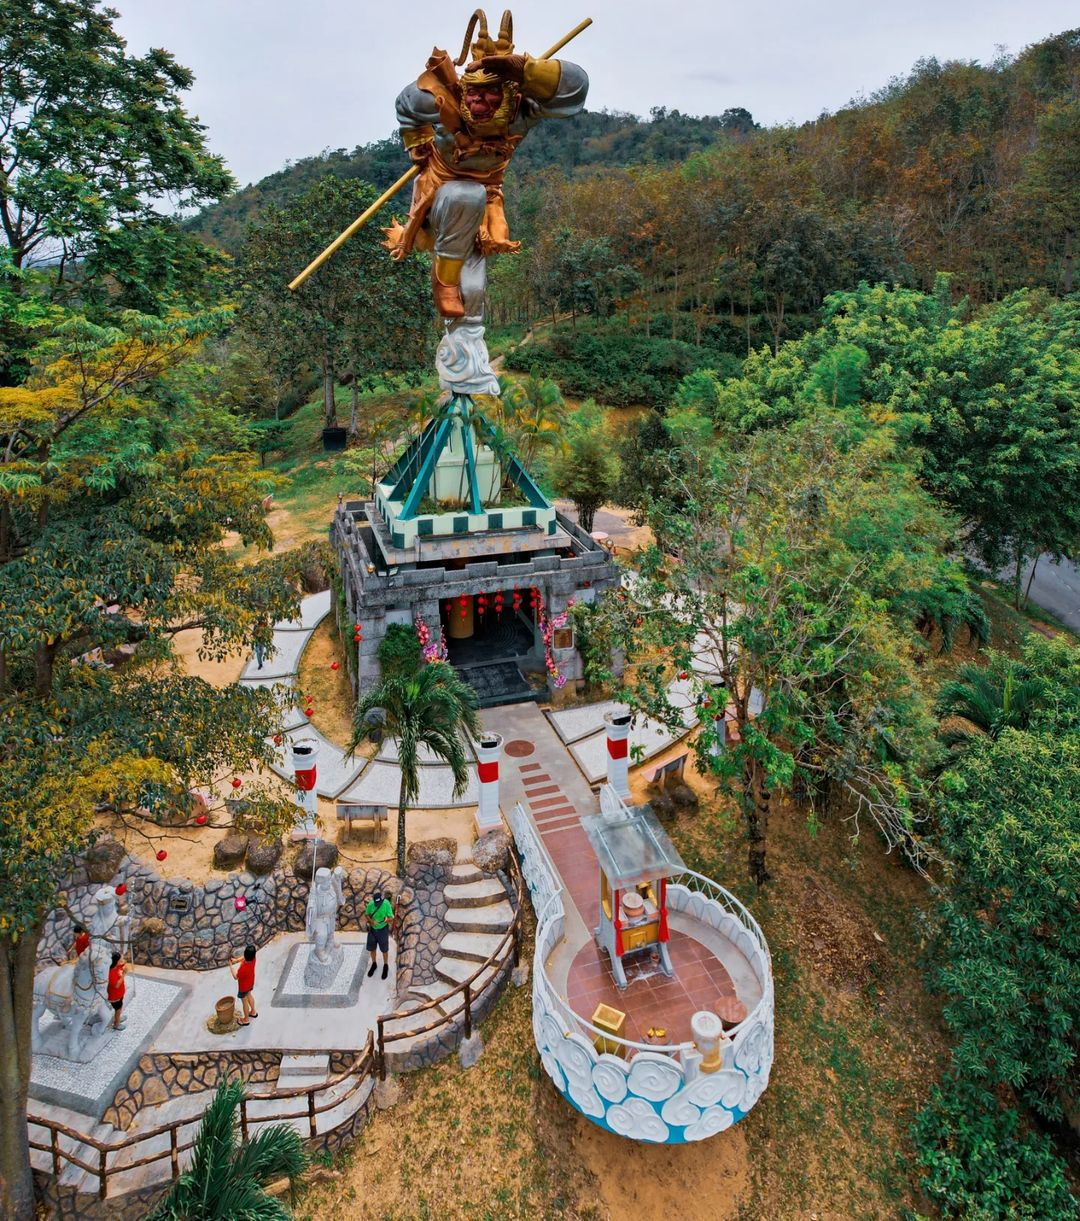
[
  {"x1": 643, "y1": 752, "x2": 688, "y2": 789},
  {"x1": 336, "y1": 802, "x2": 388, "y2": 842}
]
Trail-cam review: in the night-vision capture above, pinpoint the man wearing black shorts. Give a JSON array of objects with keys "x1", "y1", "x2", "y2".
[{"x1": 365, "y1": 890, "x2": 394, "y2": 980}]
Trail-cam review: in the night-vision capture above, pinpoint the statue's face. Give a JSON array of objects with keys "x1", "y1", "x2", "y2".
[{"x1": 463, "y1": 83, "x2": 504, "y2": 124}]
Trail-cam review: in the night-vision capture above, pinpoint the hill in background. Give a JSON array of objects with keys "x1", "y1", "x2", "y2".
[{"x1": 187, "y1": 106, "x2": 758, "y2": 254}]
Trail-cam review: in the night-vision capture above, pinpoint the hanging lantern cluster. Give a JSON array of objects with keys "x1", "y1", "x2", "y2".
[
  {"x1": 512, "y1": 587, "x2": 522, "y2": 613},
  {"x1": 305, "y1": 692, "x2": 314, "y2": 717},
  {"x1": 477, "y1": 593, "x2": 487, "y2": 619},
  {"x1": 458, "y1": 594, "x2": 469, "y2": 620},
  {"x1": 494, "y1": 590, "x2": 504, "y2": 615},
  {"x1": 353, "y1": 621, "x2": 363, "y2": 644}
]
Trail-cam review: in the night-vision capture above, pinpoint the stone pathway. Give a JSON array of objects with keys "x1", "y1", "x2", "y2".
[
  {"x1": 238, "y1": 589, "x2": 368, "y2": 799},
  {"x1": 547, "y1": 674, "x2": 699, "y2": 785},
  {"x1": 243, "y1": 590, "x2": 709, "y2": 805}
]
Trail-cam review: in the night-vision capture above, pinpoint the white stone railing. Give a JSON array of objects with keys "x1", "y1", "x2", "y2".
[{"x1": 510, "y1": 803, "x2": 774, "y2": 1144}]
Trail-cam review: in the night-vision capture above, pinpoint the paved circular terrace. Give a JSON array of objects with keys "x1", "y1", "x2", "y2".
[{"x1": 565, "y1": 934, "x2": 739, "y2": 1048}]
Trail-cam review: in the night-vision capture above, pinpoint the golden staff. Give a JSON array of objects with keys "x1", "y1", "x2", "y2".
[{"x1": 287, "y1": 17, "x2": 593, "y2": 291}]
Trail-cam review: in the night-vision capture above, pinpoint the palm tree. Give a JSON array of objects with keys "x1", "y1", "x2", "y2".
[
  {"x1": 498, "y1": 374, "x2": 567, "y2": 471},
  {"x1": 148, "y1": 1079, "x2": 306, "y2": 1220},
  {"x1": 935, "y1": 656, "x2": 1047, "y2": 745},
  {"x1": 350, "y1": 663, "x2": 481, "y2": 876}
]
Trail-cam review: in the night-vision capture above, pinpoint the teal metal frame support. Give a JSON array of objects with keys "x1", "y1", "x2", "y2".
[{"x1": 399, "y1": 412, "x2": 456, "y2": 519}]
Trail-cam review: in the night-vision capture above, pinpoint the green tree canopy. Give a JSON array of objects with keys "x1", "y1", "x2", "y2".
[
  {"x1": 0, "y1": 0, "x2": 232, "y2": 272},
  {"x1": 239, "y1": 176, "x2": 431, "y2": 428}
]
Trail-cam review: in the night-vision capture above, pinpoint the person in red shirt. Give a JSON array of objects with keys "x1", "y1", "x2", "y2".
[
  {"x1": 107, "y1": 952, "x2": 126, "y2": 1030},
  {"x1": 229, "y1": 944, "x2": 259, "y2": 1025},
  {"x1": 71, "y1": 924, "x2": 90, "y2": 958}
]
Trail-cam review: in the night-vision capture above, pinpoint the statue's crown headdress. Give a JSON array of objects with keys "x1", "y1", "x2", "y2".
[{"x1": 457, "y1": 9, "x2": 514, "y2": 85}]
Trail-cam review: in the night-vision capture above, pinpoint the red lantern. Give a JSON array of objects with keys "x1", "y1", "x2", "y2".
[
  {"x1": 156, "y1": 849, "x2": 168, "y2": 862},
  {"x1": 330, "y1": 661, "x2": 340, "y2": 671},
  {"x1": 115, "y1": 883, "x2": 127, "y2": 897},
  {"x1": 678, "y1": 670, "x2": 689, "y2": 680},
  {"x1": 273, "y1": 734, "x2": 283, "y2": 746},
  {"x1": 231, "y1": 777, "x2": 243, "y2": 789},
  {"x1": 305, "y1": 707, "x2": 315, "y2": 716},
  {"x1": 194, "y1": 813, "x2": 208, "y2": 826}
]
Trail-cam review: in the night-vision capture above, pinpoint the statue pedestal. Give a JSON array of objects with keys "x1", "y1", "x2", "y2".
[{"x1": 303, "y1": 942, "x2": 345, "y2": 990}]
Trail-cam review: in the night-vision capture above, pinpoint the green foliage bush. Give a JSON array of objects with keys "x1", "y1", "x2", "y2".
[
  {"x1": 929, "y1": 715, "x2": 1080, "y2": 1123},
  {"x1": 378, "y1": 623, "x2": 422, "y2": 680},
  {"x1": 504, "y1": 329, "x2": 740, "y2": 407},
  {"x1": 912, "y1": 1078, "x2": 1076, "y2": 1220}
]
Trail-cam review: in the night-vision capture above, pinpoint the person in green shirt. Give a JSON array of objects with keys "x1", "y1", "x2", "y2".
[{"x1": 365, "y1": 890, "x2": 394, "y2": 980}]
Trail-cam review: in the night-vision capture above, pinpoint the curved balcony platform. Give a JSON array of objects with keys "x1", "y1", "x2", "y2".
[{"x1": 510, "y1": 790, "x2": 773, "y2": 1144}]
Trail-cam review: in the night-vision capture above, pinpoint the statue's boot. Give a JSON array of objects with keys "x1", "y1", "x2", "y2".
[{"x1": 432, "y1": 255, "x2": 466, "y2": 318}]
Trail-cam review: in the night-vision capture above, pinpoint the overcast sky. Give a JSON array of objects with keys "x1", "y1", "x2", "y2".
[{"x1": 110, "y1": 1, "x2": 1076, "y2": 188}]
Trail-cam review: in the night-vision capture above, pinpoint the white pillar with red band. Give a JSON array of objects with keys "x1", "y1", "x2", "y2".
[
  {"x1": 603, "y1": 710, "x2": 632, "y2": 799},
  {"x1": 475, "y1": 732, "x2": 503, "y2": 833},
  {"x1": 290, "y1": 738, "x2": 319, "y2": 838}
]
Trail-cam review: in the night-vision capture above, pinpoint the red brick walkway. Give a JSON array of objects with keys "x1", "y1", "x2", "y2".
[{"x1": 511, "y1": 750, "x2": 736, "y2": 1048}]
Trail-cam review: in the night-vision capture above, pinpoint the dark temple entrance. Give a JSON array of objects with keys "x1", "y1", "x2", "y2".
[{"x1": 442, "y1": 596, "x2": 540, "y2": 708}]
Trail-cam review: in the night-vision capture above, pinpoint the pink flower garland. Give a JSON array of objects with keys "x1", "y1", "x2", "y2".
[
  {"x1": 532, "y1": 587, "x2": 574, "y2": 689},
  {"x1": 415, "y1": 616, "x2": 448, "y2": 664}
]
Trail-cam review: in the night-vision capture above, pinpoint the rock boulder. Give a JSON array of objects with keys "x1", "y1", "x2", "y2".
[
  {"x1": 472, "y1": 829, "x2": 510, "y2": 874},
  {"x1": 213, "y1": 835, "x2": 249, "y2": 871},
  {"x1": 246, "y1": 837, "x2": 283, "y2": 876},
  {"x1": 293, "y1": 840, "x2": 339, "y2": 881},
  {"x1": 406, "y1": 837, "x2": 456, "y2": 867},
  {"x1": 84, "y1": 838, "x2": 125, "y2": 883}
]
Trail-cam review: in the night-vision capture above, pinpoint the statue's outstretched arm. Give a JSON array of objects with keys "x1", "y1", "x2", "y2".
[{"x1": 525, "y1": 59, "x2": 588, "y2": 119}]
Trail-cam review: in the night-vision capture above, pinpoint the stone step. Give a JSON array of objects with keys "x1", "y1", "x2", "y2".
[
  {"x1": 439, "y1": 930, "x2": 508, "y2": 963},
  {"x1": 279, "y1": 1053, "x2": 330, "y2": 1078},
  {"x1": 450, "y1": 863, "x2": 484, "y2": 884},
  {"x1": 443, "y1": 878, "x2": 507, "y2": 908},
  {"x1": 444, "y1": 901, "x2": 514, "y2": 933},
  {"x1": 434, "y1": 957, "x2": 500, "y2": 991},
  {"x1": 434, "y1": 955, "x2": 502, "y2": 988}
]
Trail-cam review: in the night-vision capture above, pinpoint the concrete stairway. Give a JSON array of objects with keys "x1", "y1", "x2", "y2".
[{"x1": 405, "y1": 862, "x2": 515, "y2": 1019}]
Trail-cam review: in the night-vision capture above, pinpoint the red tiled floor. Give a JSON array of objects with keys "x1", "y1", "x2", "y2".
[
  {"x1": 525, "y1": 784, "x2": 560, "y2": 798},
  {"x1": 564, "y1": 932, "x2": 737, "y2": 1047},
  {"x1": 522, "y1": 773, "x2": 552, "y2": 786}
]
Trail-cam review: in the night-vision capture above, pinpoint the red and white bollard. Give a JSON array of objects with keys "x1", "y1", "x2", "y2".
[
  {"x1": 603, "y1": 710, "x2": 632, "y2": 799},
  {"x1": 290, "y1": 738, "x2": 319, "y2": 839},
  {"x1": 475, "y1": 732, "x2": 503, "y2": 833}
]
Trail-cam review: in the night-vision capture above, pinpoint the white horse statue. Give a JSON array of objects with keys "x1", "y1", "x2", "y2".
[{"x1": 32, "y1": 887, "x2": 136, "y2": 1060}]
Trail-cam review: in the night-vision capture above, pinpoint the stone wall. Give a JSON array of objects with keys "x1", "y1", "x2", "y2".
[
  {"x1": 103, "y1": 1048, "x2": 361, "y2": 1131},
  {"x1": 104, "y1": 1050, "x2": 281, "y2": 1130},
  {"x1": 41, "y1": 850, "x2": 416, "y2": 977},
  {"x1": 35, "y1": 1076, "x2": 376, "y2": 1221}
]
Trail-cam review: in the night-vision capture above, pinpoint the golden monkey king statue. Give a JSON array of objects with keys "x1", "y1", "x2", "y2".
[{"x1": 384, "y1": 9, "x2": 588, "y2": 395}]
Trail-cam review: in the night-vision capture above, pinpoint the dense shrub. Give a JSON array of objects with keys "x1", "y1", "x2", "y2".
[
  {"x1": 912, "y1": 1078, "x2": 1076, "y2": 1219},
  {"x1": 378, "y1": 623, "x2": 422, "y2": 680},
  {"x1": 504, "y1": 329, "x2": 740, "y2": 407}
]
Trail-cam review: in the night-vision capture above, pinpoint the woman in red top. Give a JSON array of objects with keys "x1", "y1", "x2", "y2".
[
  {"x1": 229, "y1": 944, "x2": 258, "y2": 1025},
  {"x1": 107, "y1": 952, "x2": 126, "y2": 1030},
  {"x1": 71, "y1": 923, "x2": 90, "y2": 958}
]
